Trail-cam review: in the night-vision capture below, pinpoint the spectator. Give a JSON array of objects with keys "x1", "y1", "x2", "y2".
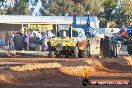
[
  {"x1": 0, "y1": 39, "x2": 3, "y2": 48},
  {"x1": 23, "y1": 32, "x2": 29, "y2": 51},
  {"x1": 26, "y1": 33, "x2": 30, "y2": 50},
  {"x1": 42, "y1": 30, "x2": 48, "y2": 50},
  {"x1": 9, "y1": 34, "x2": 15, "y2": 51}
]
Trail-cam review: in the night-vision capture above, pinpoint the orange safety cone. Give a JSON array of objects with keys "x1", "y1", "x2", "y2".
[
  {"x1": 7, "y1": 40, "x2": 11, "y2": 57},
  {"x1": 82, "y1": 68, "x2": 88, "y2": 78}
]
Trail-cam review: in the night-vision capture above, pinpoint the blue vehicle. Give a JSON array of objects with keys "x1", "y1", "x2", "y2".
[
  {"x1": 126, "y1": 25, "x2": 132, "y2": 55},
  {"x1": 110, "y1": 25, "x2": 132, "y2": 57},
  {"x1": 100, "y1": 25, "x2": 132, "y2": 57}
]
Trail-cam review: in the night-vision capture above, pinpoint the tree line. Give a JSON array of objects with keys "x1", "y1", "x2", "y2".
[{"x1": 1, "y1": 0, "x2": 132, "y2": 27}]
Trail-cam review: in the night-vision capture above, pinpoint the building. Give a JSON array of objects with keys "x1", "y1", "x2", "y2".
[{"x1": 0, "y1": 15, "x2": 100, "y2": 45}]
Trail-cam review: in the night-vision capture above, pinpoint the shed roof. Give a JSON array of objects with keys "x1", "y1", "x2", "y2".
[{"x1": 0, "y1": 15, "x2": 98, "y2": 24}]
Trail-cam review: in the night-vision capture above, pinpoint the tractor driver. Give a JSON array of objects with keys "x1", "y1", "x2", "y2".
[
  {"x1": 112, "y1": 25, "x2": 127, "y2": 45},
  {"x1": 118, "y1": 25, "x2": 127, "y2": 37},
  {"x1": 113, "y1": 25, "x2": 127, "y2": 39}
]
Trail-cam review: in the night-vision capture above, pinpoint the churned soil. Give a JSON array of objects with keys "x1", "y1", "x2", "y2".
[{"x1": 0, "y1": 56, "x2": 132, "y2": 88}]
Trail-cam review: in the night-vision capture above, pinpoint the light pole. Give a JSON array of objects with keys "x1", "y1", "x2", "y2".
[
  {"x1": 85, "y1": 11, "x2": 90, "y2": 37},
  {"x1": 86, "y1": 11, "x2": 90, "y2": 27}
]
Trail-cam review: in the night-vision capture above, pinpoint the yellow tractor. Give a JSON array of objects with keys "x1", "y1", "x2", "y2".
[{"x1": 48, "y1": 27, "x2": 89, "y2": 58}]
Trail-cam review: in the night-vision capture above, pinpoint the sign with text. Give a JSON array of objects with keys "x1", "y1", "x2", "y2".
[
  {"x1": 90, "y1": 79, "x2": 130, "y2": 85},
  {"x1": 27, "y1": 24, "x2": 53, "y2": 30}
]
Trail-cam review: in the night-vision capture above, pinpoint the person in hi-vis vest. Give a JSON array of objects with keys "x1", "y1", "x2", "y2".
[{"x1": 119, "y1": 25, "x2": 127, "y2": 37}]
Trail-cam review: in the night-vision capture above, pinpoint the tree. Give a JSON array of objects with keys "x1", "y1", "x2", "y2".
[
  {"x1": 40, "y1": 0, "x2": 50, "y2": 15},
  {"x1": 98, "y1": 0, "x2": 117, "y2": 27},
  {"x1": 101, "y1": 0, "x2": 117, "y2": 21},
  {"x1": 48, "y1": 0, "x2": 104, "y2": 16},
  {"x1": 6, "y1": 0, "x2": 29, "y2": 15},
  {"x1": 82, "y1": 0, "x2": 104, "y2": 16},
  {"x1": 121, "y1": 0, "x2": 132, "y2": 26},
  {"x1": 49, "y1": 0, "x2": 75, "y2": 16}
]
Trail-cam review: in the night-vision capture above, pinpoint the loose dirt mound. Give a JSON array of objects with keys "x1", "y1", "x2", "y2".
[
  {"x1": 59, "y1": 66, "x2": 96, "y2": 77},
  {"x1": 10, "y1": 63, "x2": 62, "y2": 71}
]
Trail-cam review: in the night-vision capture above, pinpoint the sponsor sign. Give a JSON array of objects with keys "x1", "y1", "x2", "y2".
[{"x1": 27, "y1": 24, "x2": 53, "y2": 30}]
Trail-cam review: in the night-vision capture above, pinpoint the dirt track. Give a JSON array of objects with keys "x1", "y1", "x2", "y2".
[{"x1": 0, "y1": 56, "x2": 132, "y2": 88}]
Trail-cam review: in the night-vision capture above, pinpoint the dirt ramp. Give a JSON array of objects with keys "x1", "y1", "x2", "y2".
[
  {"x1": 102, "y1": 62, "x2": 132, "y2": 71},
  {"x1": 85, "y1": 57, "x2": 132, "y2": 72}
]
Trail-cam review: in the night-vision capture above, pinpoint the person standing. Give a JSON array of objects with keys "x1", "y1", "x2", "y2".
[
  {"x1": 9, "y1": 34, "x2": 15, "y2": 51},
  {"x1": 26, "y1": 33, "x2": 30, "y2": 51},
  {"x1": 23, "y1": 33, "x2": 29, "y2": 51},
  {"x1": 42, "y1": 30, "x2": 48, "y2": 50}
]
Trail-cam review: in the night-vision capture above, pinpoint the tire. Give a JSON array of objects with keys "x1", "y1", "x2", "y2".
[
  {"x1": 86, "y1": 42, "x2": 90, "y2": 58},
  {"x1": 35, "y1": 45, "x2": 42, "y2": 52},
  {"x1": 113, "y1": 45, "x2": 118, "y2": 57},
  {"x1": 48, "y1": 51, "x2": 55, "y2": 58},
  {"x1": 101, "y1": 37, "x2": 113, "y2": 57},
  {"x1": 74, "y1": 46, "x2": 78, "y2": 58},
  {"x1": 101, "y1": 38, "x2": 108, "y2": 57},
  {"x1": 108, "y1": 39, "x2": 113, "y2": 57},
  {"x1": 100, "y1": 38, "x2": 104, "y2": 54},
  {"x1": 126, "y1": 34, "x2": 132, "y2": 55},
  {"x1": 65, "y1": 53, "x2": 69, "y2": 58}
]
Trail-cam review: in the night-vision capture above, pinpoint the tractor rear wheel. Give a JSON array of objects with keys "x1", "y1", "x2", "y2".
[
  {"x1": 101, "y1": 37, "x2": 113, "y2": 57},
  {"x1": 126, "y1": 34, "x2": 132, "y2": 55}
]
